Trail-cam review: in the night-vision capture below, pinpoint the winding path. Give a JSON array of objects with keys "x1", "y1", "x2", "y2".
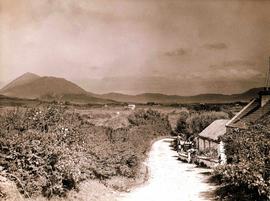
[{"x1": 118, "y1": 138, "x2": 217, "y2": 201}]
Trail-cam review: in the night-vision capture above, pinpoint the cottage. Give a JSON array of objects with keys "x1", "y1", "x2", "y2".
[
  {"x1": 196, "y1": 119, "x2": 228, "y2": 152},
  {"x1": 196, "y1": 119, "x2": 229, "y2": 152},
  {"x1": 195, "y1": 89, "x2": 270, "y2": 166}
]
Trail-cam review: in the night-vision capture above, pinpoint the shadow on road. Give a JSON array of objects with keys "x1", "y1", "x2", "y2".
[{"x1": 200, "y1": 190, "x2": 217, "y2": 201}]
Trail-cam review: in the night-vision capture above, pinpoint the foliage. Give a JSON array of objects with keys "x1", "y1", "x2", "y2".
[
  {"x1": 175, "y1": 110, "x2": 229, "y2": 140},
  {"x1": 198, "y1": 147, "x2": 218, "y2": 158},
  {"x1": 128, "y1": 109, "x2": 170, "y2": 128},
  {"x1": 0, "y1": 105, "x2": 171, "y2": 198},
  {"x1": 186, "y1": 111, "x2": 229, "y2": 135},
  {"x1": 0, "y1": 105, "x2": 65, "y2": 134},
  {"x1": 175, "y1": 110, "x2": 189, "y2": 134},
  {"x1": 214, "y1": 119, "x2": 270, "y2": 200},
  {"x1": 189, "y1": 104, "x2": 222, "y2": 112}
]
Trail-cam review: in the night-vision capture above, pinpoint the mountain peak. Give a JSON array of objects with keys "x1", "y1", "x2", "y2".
[
  {"x1": 22, "y1": 72, "x2": 39, "y2": 76},
  {"x1": 1, "y1": 72, "x2": 40, "y2": 91},
  {"x1": 12, "y1": 72, "x2": 40, "y2": 82}
]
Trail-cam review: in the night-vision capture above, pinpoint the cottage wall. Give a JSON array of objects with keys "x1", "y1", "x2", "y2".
[
  {"x1": 196, "y1": 137, "x2": 218, "y2": 152},
  {"x1": 261, "y1": 95, "x2": 270, "y2": 107},
  {"x1": 218, "y1": 141, "x2": 227, "y2": 164}
]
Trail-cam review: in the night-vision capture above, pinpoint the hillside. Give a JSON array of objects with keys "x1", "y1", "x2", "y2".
[
  {"x1": 0, "y1": 72, "x2": 40, "y2": 92},
  {"x1": 94, "y1": 88, "x2": 263, "y2": 104},
  {"x1": 1, "y1": 76, "x2": 86, "y2": 99},
  {"x1": 0, "y1": 73, "x2": 113, "y2": 104}
]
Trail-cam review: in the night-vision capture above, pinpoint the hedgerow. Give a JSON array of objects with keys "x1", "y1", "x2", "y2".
[
  {"x1": 0, "y1": 105, "x2": 171, "y2": 198},
  {"x1": 213, "y1": 118, "x2": 270, "y2": 200}
]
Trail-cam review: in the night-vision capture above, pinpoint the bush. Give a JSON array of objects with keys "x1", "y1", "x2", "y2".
[
  {"x1": 213, "y1": 121, "x2": 270, "y2": 200},
  {"x1": 175, "y1": 110, "x2": 229, "y2": 140},
  {"x1": 186, "y1": 111, "x2": 229, "y2": 135},
  {"x1": 175, "y1": 110, "x2": 189, "y2": 134},
  {"x1": 189, "y1": 104, "x2": 222, "y2": 112},
  {"x1": 0, "y1": 105, "x2": 171, "y2": 198}
]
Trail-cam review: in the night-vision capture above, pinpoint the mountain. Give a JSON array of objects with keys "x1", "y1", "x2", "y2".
[
  {"x1": 93, "y1": 88, "x2": 263, "y2": 104},
  {"x1": 232, "y1": 87, "x2": 262, "y2": 100},
  {"x1": 1, "y1": 72, "x2": 40, "y2": 92},
  {"x1": 0, "y1": 81, "x2": 6, "y2": 89},
  {"x1": 1, "y1": 72, "x2": 263, "y2": 104},
  {"x1": 1, "y1": 75, "x2": 86, "y2": 99},
  {"x1": 0, "y1": 73, "x2": 113, "y2": 104}
]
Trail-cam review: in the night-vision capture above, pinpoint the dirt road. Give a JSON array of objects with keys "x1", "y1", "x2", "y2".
[{"x1": 118, "y1": 138, "x2": 217, "y2": 201}]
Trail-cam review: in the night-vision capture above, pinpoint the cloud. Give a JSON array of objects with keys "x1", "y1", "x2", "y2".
[
  {"x1": 191, "y1": 68, "x2": 262, "y2": 82},
  {"x1": 76, "y1": 74, "x2": 264, "y2": 95},
  {"x1": 203, "y1": 42, "x2": 228, "y2": 50},
  {"x1": 164, "y1": 48, "x2": 189, "y2": 57},
  {"x1": 210, "y1": 60, "x2": 256, "y2": 68},
  {"x1": 1, "y1": 0, "x2": 270, "y2": 95}
]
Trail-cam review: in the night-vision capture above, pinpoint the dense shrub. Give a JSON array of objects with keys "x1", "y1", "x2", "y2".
[
  {"x1": 175, "y1": 110, "x2": 189, "y2": 134},
  {"x1": 189, "y1": 104, "x2": 222, "y2": 112},
  {"x1": 0, "y1": 105, "x2": 65, "y2": 134},
  {"x1": 175, "y1": 110, "x2": 229, "y2": 140},
  {"x1": 0, "y1": 106, "x2": 171, "y2": 198},
  {"x1": 214, "y1": 119, "x2": 270, "y2": 200},
  {"x1": 128, "y1": 109, "x2": 169, "y2": 127},
  {"x1": 186, "y1": 111, "x2": 229, "y2": 135}
]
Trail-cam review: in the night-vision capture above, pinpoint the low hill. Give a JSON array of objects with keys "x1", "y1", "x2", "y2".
[{"x1": 94, "y1": 88, "x2": 263, "y2": 104}]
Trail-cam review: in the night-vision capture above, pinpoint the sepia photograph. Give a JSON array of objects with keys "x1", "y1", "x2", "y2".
[{"x1": 0, "y1": 0, "x2": 269, "y2": 200}]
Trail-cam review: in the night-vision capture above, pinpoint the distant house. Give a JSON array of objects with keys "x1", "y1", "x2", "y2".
[{"x1": 127, "y1": 104, "x2": 136, "y2": 110}]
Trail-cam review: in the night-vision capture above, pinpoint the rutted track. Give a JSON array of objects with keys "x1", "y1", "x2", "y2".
[{"x1": 118, "y1": 138, "x2": 217, "y2": 201}]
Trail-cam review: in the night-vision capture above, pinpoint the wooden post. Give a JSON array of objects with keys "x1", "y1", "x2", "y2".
[{"x1": 266, "y1": 56, "x2": 270, "y2": 91}]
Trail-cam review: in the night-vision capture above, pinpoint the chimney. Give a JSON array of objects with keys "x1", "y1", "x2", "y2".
[
  {"x1": 259, "y1": 90, "x2": 270, "y2": 107},
  {"x1": 260, "y1": 57, "x2": 270, "y2": 107}
]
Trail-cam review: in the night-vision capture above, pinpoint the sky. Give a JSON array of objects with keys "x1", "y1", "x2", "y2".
[{"x1": 0, "y1": 0, "x2": 270, "y2": 95}]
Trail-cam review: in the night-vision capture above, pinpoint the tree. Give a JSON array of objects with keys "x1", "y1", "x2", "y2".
[{"x1": 175, "y1": 110, "x2": 189, "y2": 134}]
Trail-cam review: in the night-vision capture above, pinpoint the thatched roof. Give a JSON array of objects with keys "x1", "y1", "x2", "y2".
[
  {"x1": 198, "y1": 119, "x2": 229, "y2": 141},
  {"x1": 226, "y1": 95, "x2": 270, "y2": 129}
]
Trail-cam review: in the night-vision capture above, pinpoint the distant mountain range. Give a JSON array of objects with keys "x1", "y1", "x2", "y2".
[
  {"x1": 93, "y1": 88, "x2": 261, "y2": 104},
  {"x1": 0, "y1": 72, "x2": 263, "y2": 104}
]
